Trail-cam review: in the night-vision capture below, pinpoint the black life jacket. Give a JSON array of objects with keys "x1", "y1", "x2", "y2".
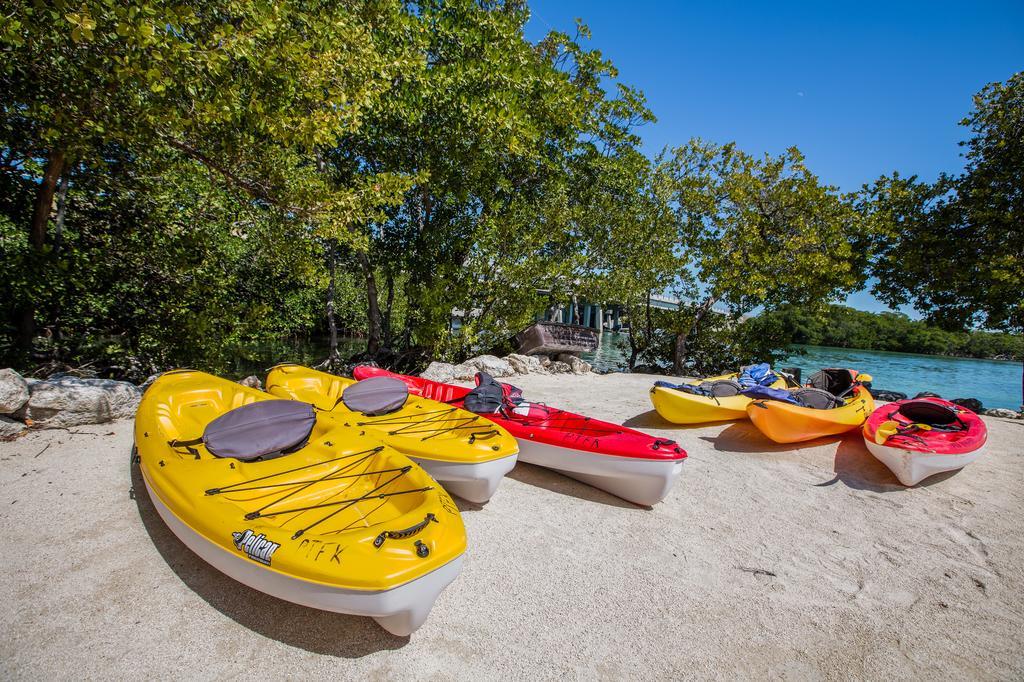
[{"x1": 463, "y1": 372, "x2": 523, "y2": 414}]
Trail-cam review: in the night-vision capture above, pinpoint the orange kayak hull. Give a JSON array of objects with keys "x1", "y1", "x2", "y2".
[{"x1": 746, "y1": 386, "x2": 874, "y2": 444}]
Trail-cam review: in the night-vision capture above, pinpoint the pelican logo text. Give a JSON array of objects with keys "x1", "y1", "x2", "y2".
[{"x1": 231, "y1": 529, "x2": 280, "y2": 566}]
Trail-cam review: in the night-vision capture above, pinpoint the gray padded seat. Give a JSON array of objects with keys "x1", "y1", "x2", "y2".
[
  {"x1": 793, "y1": 388, "x2": 842, "y2": 410},
  {"x1": 341, "y1": 377, "x2": 409, "y2": 416},
  {"x1": 200, "y1": 400, "x2": 316, "y2": 460},
  {"x1": 699, "y1": 379, "x2": 743, "y2": 397}
]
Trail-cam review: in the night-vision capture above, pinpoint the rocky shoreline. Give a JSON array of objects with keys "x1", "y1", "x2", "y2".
[
  {"x1": 0, "y1": 368, "x2": 142, "y2": 438},
  {"x1": 419, "y1": 352, "x2": 593, "y2": 383},
  {"x1": 1, "y1": 354, "x2": 1020, "y2": 439}
]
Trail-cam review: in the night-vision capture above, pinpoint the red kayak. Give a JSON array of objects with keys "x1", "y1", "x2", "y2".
[
  {"x1": 353, "y1": 366, "x2": 687, "y2": 506},
  {"x1": 863, "y1": 397, "x2": 987, "y2": 485}
]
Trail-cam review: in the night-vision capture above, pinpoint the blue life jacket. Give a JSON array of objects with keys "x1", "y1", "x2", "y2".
[
  {"x1": 737, "y1": 362, "x2": 778, "y2": 388},
  {"x1": 740, "y1": 384, "x2": 802, "y2": 405}
]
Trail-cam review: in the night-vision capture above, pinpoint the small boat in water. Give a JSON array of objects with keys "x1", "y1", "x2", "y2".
[
  {"x1": 135, "y1": 370, "x2": 466, "y2": 636},
  {"x1": 863, "y1": 397, "x2": 987, "y2": 486},
  {"x1": 512, "y1": 321, "x2": 599, "y2": 356},
  {"x1": 265, "y1": 364, "x2": 519, "y2": 503},
  {"x1": 353, "y1": 366, "x2": 687, "y2": 506}
]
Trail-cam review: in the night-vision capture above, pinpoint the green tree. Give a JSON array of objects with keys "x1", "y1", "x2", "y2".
[
  {"x1": 1, "y1": 0, "x2": 409, "y2": 354},
  {"x1": 758, "y1": 303, "x2": 1023, "y2": 360},
  {"x1": 659, "y1": 140, "x2": 872, "y2": 374},
  {"x1": 326, "y1": 6, "x2": 656, "y2": 360},
  {"x1": 868, "y1": 72, "x2": 1023, "y2": 403},
  {"x1": 583, "y1": 148, "x2": 681, "y2": 368}
]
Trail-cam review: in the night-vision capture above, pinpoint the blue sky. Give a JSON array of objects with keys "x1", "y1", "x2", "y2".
[{"x1": 525, "y1": 1, "x2": 1024, "y2": 314}]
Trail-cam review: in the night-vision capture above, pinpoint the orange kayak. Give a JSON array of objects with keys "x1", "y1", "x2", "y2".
[{"x1": 746, "y1": 369, "x2": 875, "y2": 444}]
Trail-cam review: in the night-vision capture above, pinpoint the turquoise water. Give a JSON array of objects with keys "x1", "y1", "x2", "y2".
[
  {"x1": 581, "y1": 334, "x2": 1022, "y2": 410},
  {"x1": 780, "y1": 345, "x2": 1022, "y2": 410},
  {"x1": 580, "y1": 331, "x2": 633, "y2": 373}
]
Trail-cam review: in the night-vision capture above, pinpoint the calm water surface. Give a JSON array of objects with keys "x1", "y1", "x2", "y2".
[
  {"x1": 781, "y1": 345, "x2": 1021, "y2": 410},
  {"x1": 582, "y1": 334, "x2": 1022, "y2": 410}
]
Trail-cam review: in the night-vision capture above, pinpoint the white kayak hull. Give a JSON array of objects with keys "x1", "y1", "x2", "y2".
[
  {"x1": 515, "y1": 439, "x2": 684, "y2": 506},
  {"x1": 411, "y1": 453, "x2": 518, "y2": 503},
  {"x1": 864, "y1": 438, "x2": 983, "y2": 486},
  {"x1": 143, "y1": 476, "x2": 463, "y2": 636}
]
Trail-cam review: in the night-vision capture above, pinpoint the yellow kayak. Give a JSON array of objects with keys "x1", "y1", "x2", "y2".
[
  {"x1": 649, "y1": 372, "x2": 789, "y2": 424},
  {"x1": 746, "y1": 369, "x2": 875, "y2": 443},
  {"x1": 266, "y1": 364, "x2": 519, "y2": 502},
  {"x1": 135, "y1": 370, "x2": 466, "y2": 635}
]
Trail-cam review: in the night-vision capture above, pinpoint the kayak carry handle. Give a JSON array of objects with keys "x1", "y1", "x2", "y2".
[{"x1": 373, "y1": 513, "x2": 437, "y2": 549}]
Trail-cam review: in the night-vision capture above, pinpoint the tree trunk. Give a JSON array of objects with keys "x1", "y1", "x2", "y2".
[
  {"x1": 382, "y1": 270, "x2": 395, "y2": 348},
  {"x1": 51, "y1": 172, "x2": 71, "y2": 348},
  {"x1": 325, "y1": 244, "x2": 339, "y2": 366},
  {"x1": 15, "y1": 307, "x2": 35, "y2": 351},
  {"x1": 30, "y1": 149, "x2": 65, "y2": 250},
  {"x1": 627, "y1": 307, "x2": 639, "y2": 370},
  {"x1": 357, "y1": 251, "x2": 383, "y2": 357},
  {"x1": 627, "y1": 293, "x2": 654, "y2": 370},
  {"x1": 53, "y1": 171, "x2": 70, "y2": 254},
  {"x1": 673, "y1": 295, "x2": 718, "y2": 376},
  {"x1": 644, "y1": 290, "x2": 653, "y2": 347},
  {"x1": 17, "y1": 149, "x2": 66, "y2": 350},
  {"x1": 417, "y1": 184, "x2": 429, "y2": 234}
]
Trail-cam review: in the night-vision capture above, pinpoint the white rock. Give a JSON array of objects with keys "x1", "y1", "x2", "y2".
[
  {"x1": 557, "y1": 353, "x2": 592, "y2": 375},
  {"x1": 983, "y1": 408, "x2": 1020, "y2": 419},
  {"x1": 505, "y1": 354, "x2": 530, "y2": 375},
  {"x1": 451, "y1": 363, "x2": 477, "y2": 381},
  {"x1": 464, "y1": 354, "x2": 515, "y2": 378},
  {"x1": 548, "y1": 360, "x2": 572, "y2": 374},
  {"x1": 505, "y1": 353, "x2": 548, "y2": 375},
  {"x1": 0, "y1": 368, "x2": 30, "y2": 414},
  {"x1": 238, "y1": 375, "x2": 262, "y2": 390},
  {"x1": 420, "y1": 362, "x2": 456, "y2": 383},
  {"x1": 529, "y1": 356, "x2": 550, "y2": 373},
  {"x1": 0, "y1": 415, "x2": 26, "y2": 439},
  {"x1": 15, "y1": 375, "x2": 142, "y2": 428}
]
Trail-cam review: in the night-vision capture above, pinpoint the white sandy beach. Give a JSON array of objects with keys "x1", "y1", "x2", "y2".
[{"x1": 1, "y1": 371, "x2": 1022, "y2": 679}]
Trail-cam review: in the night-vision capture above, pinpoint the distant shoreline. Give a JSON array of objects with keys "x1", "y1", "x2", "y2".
[
  {"x1": 760, "y1": 305, "x2": 1023, "y2": 364},
  {"x1": 783, "y1": 343, "x2": 1022, "y2": 365}
]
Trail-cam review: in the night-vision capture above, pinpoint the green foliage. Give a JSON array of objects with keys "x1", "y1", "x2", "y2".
[
  {"x1": 3, "y1": 2, "x2": 1014, "y2": 382},
  {"x1": 866, "y1": 72, "x2": 1024, "y2": 335},
  {"x1": 1, "y1": 1, "x2": 413, "y2": 374},
  {"x1": 330, "y1": 3, "x2": 663, "y2": 359},
  {"x1": 760, "y1": 304, "x2": 1024, "y2": 360},
  {"x1": 2, "y1": 0, "x2": 409, "y2": 228},
  {"x1": 654, "y1": 140, "x2": 874, "y2": 372},
  {"x1": 661, "y1": 141, "x2": 870, "y2": 311},
  {"x1": 632, "y1": 306, "x2": 793, "y2": 376},
  {"x1": 0, "y1": 151, "x2": 340, "y2": 376}
]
